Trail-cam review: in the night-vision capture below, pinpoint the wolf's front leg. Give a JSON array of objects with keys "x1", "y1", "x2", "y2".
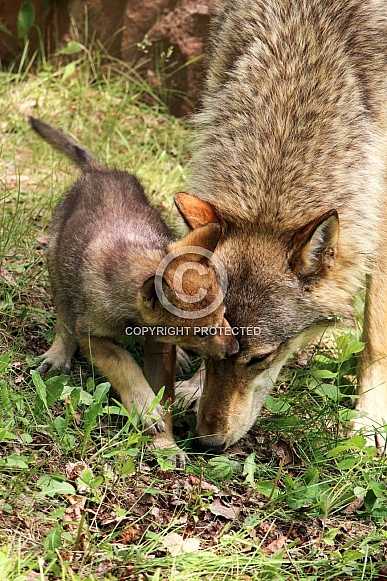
[
  {"x1": 144, "y1": 337, "x2": 187, "y2": 468},
  {"x1": 38, "y1": 306, "x2": 77, "y2": 374},
  {"x1": 356, "y1": 269, "x2": 387, "y2": 452},
  {"x1": 174, "y1": 363, "x2": 205, "y2": 414},
  {"x1": 76, "y1": 332, "x2": 166, "y2": 435}
]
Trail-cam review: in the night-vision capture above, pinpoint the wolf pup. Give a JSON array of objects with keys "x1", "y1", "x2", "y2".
[
  {"x1": 175, "y1": 0, "x2": 387, "y2": 453},
  {"x1": 30, "y1": 117, "x2": 239, "y2": 463}
]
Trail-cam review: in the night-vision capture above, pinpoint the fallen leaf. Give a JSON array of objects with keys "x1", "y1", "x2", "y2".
[
  {"x1": 342, "y1": 496, "x2": 364, "y2": 515},
  {"x1": 271, "y1": 439, "x2": 293, "y2": 465},
  {"x1": 64, "y1": 495, "x2": 88, "y2": 550},
  {"x1": 209, "y1": 498, "x2": 239, "y2": 520},
  {"x1": 66, "y1": 461, "x2": 89, "y2": 481},
  {"x1": 162, "y1": 532, "x2": 200, "y2": 556},
  {"x1": 119, "y1": 525, "x2": 142, "y2": 544},
  {"x1": 0, "y1": 263, "x2": 15, "y2": 284},
  {"x1": 263, "y1": 535, "x2": 287, "y2": 555}
]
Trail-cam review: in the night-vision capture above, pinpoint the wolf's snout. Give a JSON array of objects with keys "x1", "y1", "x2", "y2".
[
  {"x1": 192, "y1": 437, "x2": 226, "y2": 455},
  {"x1": 225, "y1": 335, "x2": 239, "y2": 357}
]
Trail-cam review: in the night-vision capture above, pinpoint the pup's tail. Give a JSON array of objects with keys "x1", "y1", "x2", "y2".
[{"x1": 29, "y1": 117, "x2": 103, "y2": 171}]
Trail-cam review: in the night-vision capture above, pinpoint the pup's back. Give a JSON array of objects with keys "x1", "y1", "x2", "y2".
[{"x1": 30, "y1": 118, "x2": 172, "y2": 318}]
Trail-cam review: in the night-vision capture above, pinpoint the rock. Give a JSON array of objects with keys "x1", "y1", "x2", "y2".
[{"x1": 0, "y1": 0, "x2": 215, "y2": 115}]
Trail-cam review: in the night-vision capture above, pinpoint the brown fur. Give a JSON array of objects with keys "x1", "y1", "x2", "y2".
[
  {"x1": 30, "y1": 117, "x2": 239, "y2": 465},
  {"x1": 175, "y1": 0, "x2": 387, "y2": 452}
]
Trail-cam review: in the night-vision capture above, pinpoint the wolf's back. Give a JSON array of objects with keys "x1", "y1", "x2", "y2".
[{"x1": 190, "y1": 0, "x2": 387, "y2": 235}]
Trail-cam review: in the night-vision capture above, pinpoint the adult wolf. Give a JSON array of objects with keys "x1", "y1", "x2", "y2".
[{"x1": 175, "y1": 0, "x2": 387, "y2": 452}]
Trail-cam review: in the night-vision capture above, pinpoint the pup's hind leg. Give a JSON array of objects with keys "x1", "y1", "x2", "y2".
[
  {"x1": 143, "y1": 337, "x2": 187, "y2": 467},
  {"x1": 38, "y1": 305, "x2": 77, "y2": 374},
  {"x1": 356, "y1": 268, "x2": 387, "y2": 452},
  {"x1": 76, "y1": 331, "x2": 166, "y2": 434}
]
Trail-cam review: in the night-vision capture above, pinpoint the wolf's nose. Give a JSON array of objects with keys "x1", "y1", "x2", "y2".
[
  {"x1": 226, "y1": 337, "x2": 239, "y2": 357},
  {"x1": 192, "y1": 438, "x2": 226, "y2": 455}
]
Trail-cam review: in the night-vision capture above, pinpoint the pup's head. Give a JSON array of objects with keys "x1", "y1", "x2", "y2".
[
  {"x1": 136, "y1": 193, "x2": 239, "y2": 359},
  {"x1": 172, "y1": 193, "x2": 353, "y2": 452}
]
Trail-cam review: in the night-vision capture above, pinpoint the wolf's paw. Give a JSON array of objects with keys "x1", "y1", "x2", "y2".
[
  {"x1": 37, "y1": 351, "x2": 72, "y2": 375},
  {"x1": 150, "y1": 433, "x2": 188, "y2": 469},
  {"x1": 175, "y1": 347, "x2": 193, "y2": 376},
  {"x1": 175, "y1": 374, "x2": 203, "y2": 413},
  {"x1": 142, "y1": 403, "x2": 166, "y2": 435}
]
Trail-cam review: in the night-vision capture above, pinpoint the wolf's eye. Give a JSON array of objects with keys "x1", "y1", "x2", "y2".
[
  {"x1": 195, "y1": 331, "x2": 207, "y2": 338},
  {"x1": 246, "y1": 354, "x2": 270, "y2": 367}
]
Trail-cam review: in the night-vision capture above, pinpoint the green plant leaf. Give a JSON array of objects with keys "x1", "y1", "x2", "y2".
[
  {"x1": 56, "y1": 41, "x2": 83, "y2": 55},
  {"x1": 62, "y1": 61, "x2": 76, "y2": 82},
  {"x1": 83, "y1": 382, "x2": 110, "y2": 428},
  {"x1": 242, "y1": 452, "x2": 256, "y2": 484},
  {"x1": 304, "y1": 466, "x2": 319, "y2": 485},
  {"x1": 120, "y1": 458, "x2": 135, "y2": 475},
  {"x1": 157, "y1": 457, "x2": 174, "y2": 471},
  {"x1": 341, "y1": 340, "x2": 365, "y2": 361},
  {"x1": 265, "y1": 395, "x2": 291, "y2": 413},
  {"x1": 0, "y1": 353, "x2": 11, "y2": 376},
  {"x1": 0, "y1": 20, "x2": 13, "y2": 37},
  {"x1": 45, "y1": 374, "x2": 68, "y2": 406},
  {"x1": 36, "y1": 475, "x2": 75, "y2": 497},
  {"x1": 336, "y1": 457, "x2": 357, "y2": 470},
  {"x1": 44, "y1": 526, "x2": 62, "y2": 553},
  {"x1": 342, "y1": 550, "x2": 364, "y2": 563},
  {"x1": 364, "y1": 489, "x2": 378, "y2": 511},
  {"x1": 17, "y1": 0, "x2": 35, "y2": 40},
  {"x1": 52, "y1": 416, "x2": 67, "y2": 437},
  {"x1": 318, "y1": 383, "x2": 340, "y2": 401},
  {"x1": 206, "y1": 456, "x2": 234, "y2": 480},
  {"x1": 321, "y1": 527, "x2": 339, "y2": 546},
  {"x1": 311, "y1": 369, "x2": 337, "y2": 379},
  {"x1": 31, "y1": 370, "x2": 49, "y2": 413}
]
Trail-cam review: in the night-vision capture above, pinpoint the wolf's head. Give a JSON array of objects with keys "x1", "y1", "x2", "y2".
[
  {"x1": 174, "y1": 192, "x2": 353, "y2": 452},
  {"x1": 137, "y1": 194, "x2": 239, "y2": 359}
]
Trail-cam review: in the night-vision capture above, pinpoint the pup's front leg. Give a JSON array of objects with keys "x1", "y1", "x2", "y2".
[
  {"x1": 38, "y1": 305, "x2": 77, "y2": 374},
  {"x1": 356, "y1": 269, "x2": 387, "y2": 452},
  {"x1": 76, "y1": 332, "x2": 166, "y2": 435},
  {"x1": 144, "y1": 336, "x2": 187, "y2": 468}
]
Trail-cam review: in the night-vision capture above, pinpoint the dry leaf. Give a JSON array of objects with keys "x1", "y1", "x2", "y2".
[
  {"x1": 66, "y1": 461, "x2": 95, "y2": 493},
  {"x1": 342, "y1": 496, "x2": 364, "y2": 515},
  {"x1": 66, "y1": 461, "x2": 89, "y2": 481},
  {"x1": 263, "y1": 535, "x2": 287, "y2": 555},
  {"x1": 0, "y1": 263, "x2": 15, "y2": 284},
  {"x1": 64, "y1": 496, "x2": 88, "y2": 550},
  {"x1": 119, "y1": 525, "x2": 142, "y2": 544},
  {"x1": 209, "y1": 498, "x2": 239, "y2": 520},
  {"x1": 271, "y1": 439, "x2": 293, "y2": 465},
  {"x1": 162, "y1": 532, "x2": 200, "y2": 556}
]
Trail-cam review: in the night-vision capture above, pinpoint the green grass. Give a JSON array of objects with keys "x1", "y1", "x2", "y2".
[{"x1": 1, "y1": 52, "x2": 387, "y2": 581}]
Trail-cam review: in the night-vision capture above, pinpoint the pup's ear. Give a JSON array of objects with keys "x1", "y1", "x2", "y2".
[
  {"x1": 289, "y1": 210, "x2": 339, "y2": 279},
  {"x1": 174, "y1": 192, "x2": 220, "y2": 229},
  {"x1": 140, "y1": 276, "x2": 158, "y2": 309},
  {"x1": 140, "y1": 276, "x2": 174, "y2": 311},
  {"x1": 170, "y1": 223, "x2": 221, "y2": 254}
]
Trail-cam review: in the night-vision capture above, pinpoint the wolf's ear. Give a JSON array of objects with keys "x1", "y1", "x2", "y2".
[
  {"x1": 174, "y1": 192, "x2": 220, "y2": 229},
  {"x1": 140, "y1": 276, "x2": 174, "y2": 311},
  {"x1": 289, "y1": 210, "x2": 339, "y2": 279},
  {"x1": 170, "y1": 223, "x2": 221, "y2": 254},
  {"x1": 140, "y1": 276, "x2": 158, "y2": 309}
]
